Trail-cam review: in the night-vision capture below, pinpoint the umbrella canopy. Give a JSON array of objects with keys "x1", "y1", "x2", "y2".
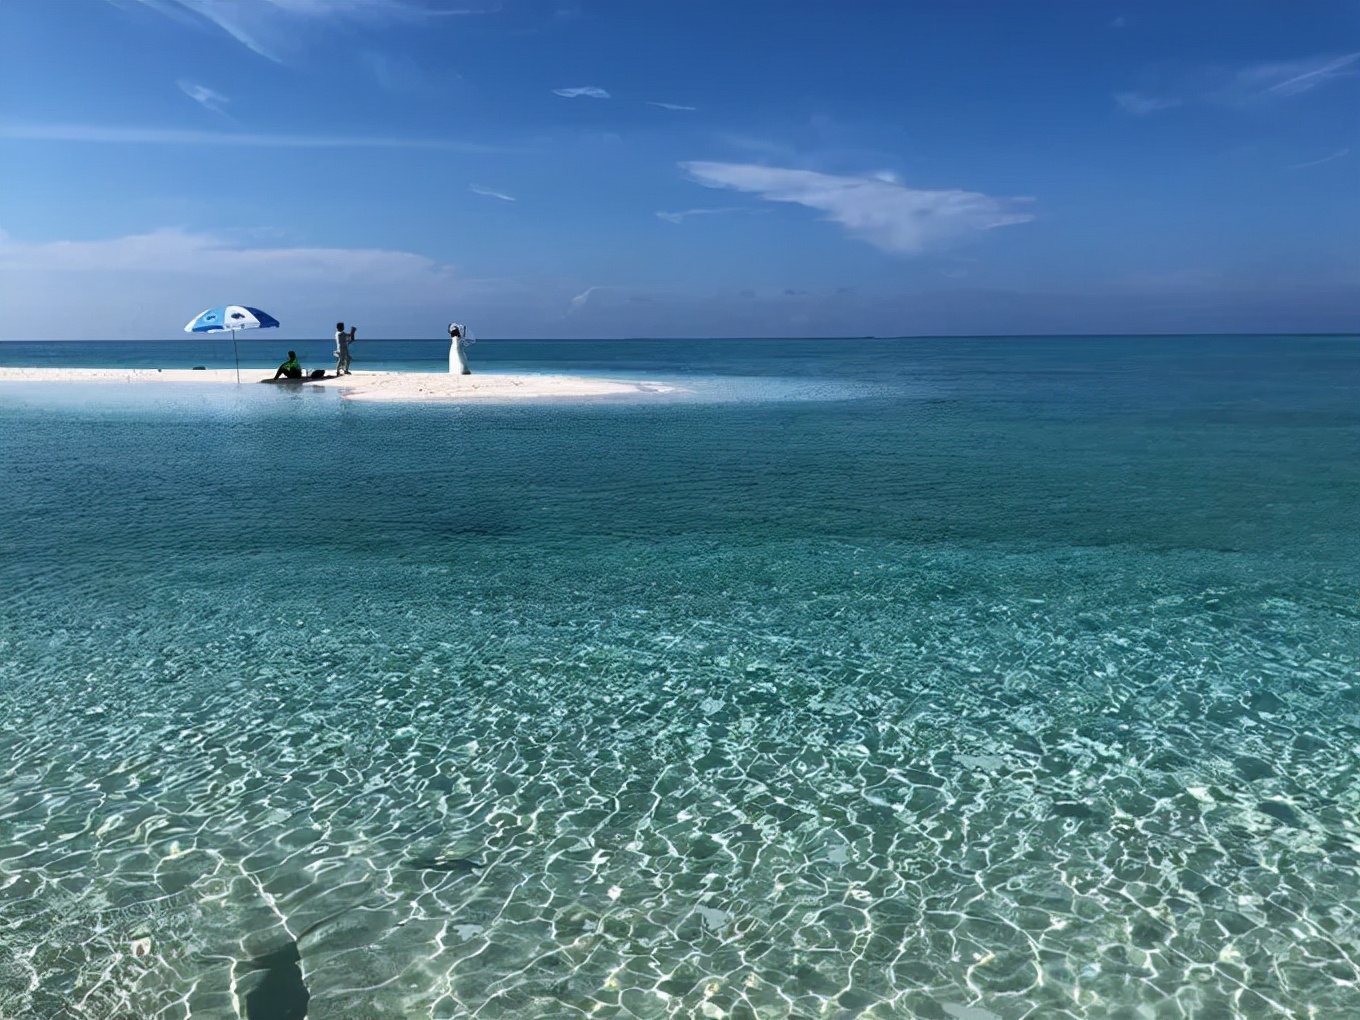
[
  {"x1": 184, "y1": 305, "x2": 280, "y2": 383},
  {"x1": 184, "y1": 305, "x2": 280, "y2": 333}
]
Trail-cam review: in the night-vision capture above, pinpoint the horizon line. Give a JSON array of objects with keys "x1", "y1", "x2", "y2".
[{"x1": 3, "y1": 332, "x2": 1356, "y2": 343}]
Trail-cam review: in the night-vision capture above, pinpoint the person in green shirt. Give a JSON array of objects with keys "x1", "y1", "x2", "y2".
[{"x1": 273, "y1": 351, "x2": 303, "y2": 380}]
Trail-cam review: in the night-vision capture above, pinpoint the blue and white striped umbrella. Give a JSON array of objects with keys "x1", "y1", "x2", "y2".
[
  {"x1": 184, "y1": 305, "x2": 280, "y2": 382},
  {"x1": 183, "y1": 305, "x2": 280, "y2": 333}
]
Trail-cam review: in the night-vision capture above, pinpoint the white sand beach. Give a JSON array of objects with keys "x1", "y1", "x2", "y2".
[{"x1": 0, "y1": 367, "x2": 686, "y2": 403}]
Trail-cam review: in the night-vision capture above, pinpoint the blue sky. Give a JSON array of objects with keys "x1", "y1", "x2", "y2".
[{"x1": 1, "y1": 0, "x2": 1356, "y2": 339}]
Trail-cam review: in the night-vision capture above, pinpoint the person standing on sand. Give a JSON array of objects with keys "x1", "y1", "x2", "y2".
[
  {"x1": 448, "y1": 323, "x2": 471, "y2": 375},
  {"x1": 334, "y1": 322, "x2": 353, "y2": 375}
]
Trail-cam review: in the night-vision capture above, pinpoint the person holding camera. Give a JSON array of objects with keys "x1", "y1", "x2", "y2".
[{"x1": 334, "y1": 322, "x2": 355, "y2": 375}]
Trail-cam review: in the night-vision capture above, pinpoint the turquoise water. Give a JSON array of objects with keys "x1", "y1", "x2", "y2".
[{"x1": 1, "y1": 336, "x2": 1357, "y2": 1019}]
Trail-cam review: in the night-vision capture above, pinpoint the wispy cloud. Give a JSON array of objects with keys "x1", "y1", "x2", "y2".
[
  {"x1": 1117, "y1": 52, "x2": 1360, "y2": 114},
  {"x1": 1289, "y1": 147, "x2": 1350, "y2": 170},
  {"x1": 553, "y1": 86, "x2": 610, "y2": 99},
  {"x1": 470, "y1": 184, "x2": 515, "y2": 201},
  {"x1": 0, "y1": 227, "x2": 452, "y2": 280},
  {"x1": 0, "y1": 120, "x2": 515, "y2": 153},
  {"x1": 1114, "y1": 92, "x2": 1181, "y2": 116},
  {"x1": 0, "y1": 226, "x2": 510, "y2": 339},
  {"x1": 1257, "y1": 52, "x2": 1360, "y2": 96},
  {"x1": 655, "y1": 207, "x2": 747, "y2": 224},
  {"x1": 176, "y1": 79, "x2": 228, "y2": 114},
  {"x1": 124, "y1": 0, "x2": 491, "y2": 63},
  {"x1": 126, "y1": 0, "x2": 270, "y2": 61},
  {"x1": 569, "y1": 285, "x2": 603, "y2": 311},
  {"x1": 647, "y1": 101, "x2": 696, "y2": 112},
  {"x1": 357, "y1": 50, "x2": 428, "y2": 93},
  {"x1": 680, "y1": 163, "x2": 1034, "y2": 254}
]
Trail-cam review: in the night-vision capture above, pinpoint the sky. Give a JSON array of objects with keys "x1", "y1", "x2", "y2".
[{"x1": 0, "y1": 0, "x2": 1356, "y2": 340}]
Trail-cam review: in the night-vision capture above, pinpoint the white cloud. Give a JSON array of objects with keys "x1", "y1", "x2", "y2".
[
  {"x1": 1254, "y1": 52, "x2": 1360, "y2": 96},
  {"x1": 647, "y1": 101, "x2": 696, "y2": 112},
  {"x1": 0, "y1": 228, "x2": 503, "y2": 339},
  {"x1": 176, "y1": 79, "x2": 228, "y2": 113},
  {"x1": 562, "y1": 284, "x2": 655, "y2": 319},
  {"x1": 1289, "y1": 147, "x2": 1350, "y2": 170},
  {"x1": 469, "y1": 185, "x2": 515, "y2": 201},
  {"x1": 133, "y1": 0, "x2": 273, "y2": 61},
  {"x1": 553, "y1": 86, "x2": 610, "y2": 99},
  {"x1": 679, "y1": 162, "x2": 1034, "y2": 254},
  {"x1": 0, "y1": 120, "x2": 513, "y2": 153},
  {"x1": 357, "y1": 50, "x2": 427, "y2": 92},
  {"x1": 569, "y1": 285, "x2": 602, "y2": 311},
  {"x1": 0, "y1": 227, "x2": 471, "y2": 284},
  {"x1": 125, "y1": 0, "x2": 482, "y2": 62},
  {"x1": 1118, "y1": 52, "x2": 1360, "y2": 114},
  {"x1": 654, "y1": 207, "x2": 745, "y2": 224},
  {"x1": 1114, "y1": 91, "x2": 1181, "y2": 116}
]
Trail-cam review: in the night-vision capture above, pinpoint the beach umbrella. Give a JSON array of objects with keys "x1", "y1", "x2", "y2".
[{"x1": 184, "y1": 305, "x2": 280, "y2": 383}]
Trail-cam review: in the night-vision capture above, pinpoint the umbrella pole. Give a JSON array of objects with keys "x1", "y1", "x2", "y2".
[{"x1": 232, "y1": 328, "x2": 240, "y2": 384}]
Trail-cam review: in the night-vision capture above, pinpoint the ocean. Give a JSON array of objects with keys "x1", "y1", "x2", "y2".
[{"x1": 0, "y1": 335, "x2": 1357, "y2": 1019}]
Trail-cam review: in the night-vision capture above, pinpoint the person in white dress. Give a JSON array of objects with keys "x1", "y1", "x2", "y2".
[{"x1": 448, "y1": 323, "x2": 471, "y2": 375}]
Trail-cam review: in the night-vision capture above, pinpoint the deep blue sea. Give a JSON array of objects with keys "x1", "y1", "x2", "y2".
[{"x1": 1, "y1": 336, "x2": 1357, "y2": 1020}]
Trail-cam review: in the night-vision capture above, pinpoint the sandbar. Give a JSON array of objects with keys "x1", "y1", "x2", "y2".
[{"x1": 0, "y1": 368, "x2": 686, "y2": 403}]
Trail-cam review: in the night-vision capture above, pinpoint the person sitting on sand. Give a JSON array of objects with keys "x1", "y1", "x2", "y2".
[{"x1": 274, "y1": 351, "x2": 303, "y2": 380}]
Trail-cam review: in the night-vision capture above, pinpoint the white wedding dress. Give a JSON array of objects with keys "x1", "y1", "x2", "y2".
[{"x1": 448, "y1": 324, "x2": 471, "y2": 375}]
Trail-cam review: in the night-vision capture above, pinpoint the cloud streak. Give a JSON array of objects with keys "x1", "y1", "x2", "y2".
[
  {"x1": 655, "y1": 207, "x2": 748, "y2": 224},
  {"x1": 125, "y1": 0, "x2": 482, "y2": 62},
  {"x1": 0, "y1": 121, "x2": 515, "y2": 153},
  {"x1": 1289, "y1": 148, "x2": 1350, "y2": 170},
  {"x1": 569, "y1": 285, "x2": 604, "y2": 311},
  {"x1": 176, "y1": 79, "x2": 228, "y2": 114},
  {"x1": 1114, "y1": 92, "x2": 1181, "y2": 116},
  {"x1": 0, "y1": 226, "x2": 506, "y2": 339},
  {"x1": 647, "y1": 101, "x2": 696, "y2": 111},
  {"x1": 0, "y1": 227, "x2": 459, "y2": 282},
  {"x1": 1118, "y1": 51, "x2": 1360, "y2": 114},
  {"x1": 553, "y1": 86, "x2": 610, "y2": 99},
  {"x1": 1259, "y1": 52, "x2": 1360, "y2": 96},
  {"x1": 470, "y1": 185, "x2": 515, "y2": 201},
  {"x1": 680, "y1": 163, "x2": 1034, "y2": 253}
]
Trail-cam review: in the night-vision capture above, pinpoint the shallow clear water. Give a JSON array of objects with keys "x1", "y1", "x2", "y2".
[{"x1": 1, "y1": 337, "x2": 1357, "y2": 1019}]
